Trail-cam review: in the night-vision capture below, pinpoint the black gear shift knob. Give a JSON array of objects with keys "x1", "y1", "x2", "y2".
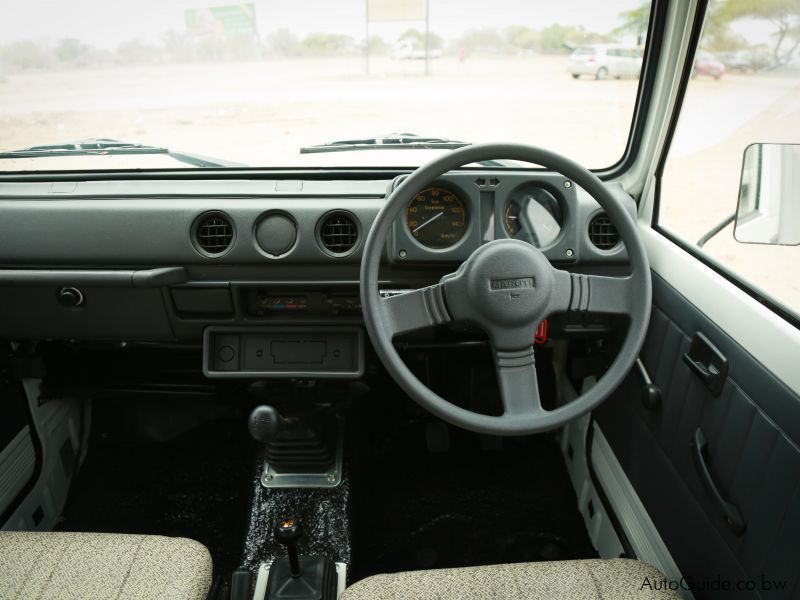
[
  {"x1": 249, "y1": 405, "x2": 287, "y2": 443},
  {"x1": 275, "y1": 517, "x2": 302, "y2": 577},
  {"x1": 275, "y1": 517, "x2": 302, "y2": 544}
]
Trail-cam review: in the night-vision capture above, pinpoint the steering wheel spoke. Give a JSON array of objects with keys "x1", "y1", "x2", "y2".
[
  {"x1": 550, "y1": 270, "x2": 634, "y2": 316},
  {"x1": 494, "y1": 347, "x2": 544, "y2": 416},
  {"x1": 381, "y1": 284, "x2": 451, "y2": 336}
]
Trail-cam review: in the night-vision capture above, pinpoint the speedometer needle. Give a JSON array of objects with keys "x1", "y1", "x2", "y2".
[{"x1": 413, "y1": 211, "x2": 444, "y2": 233}]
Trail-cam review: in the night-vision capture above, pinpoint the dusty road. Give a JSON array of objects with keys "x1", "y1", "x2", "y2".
[{"x1": 0, "y1": 55, "x2": 797, "y2": 313}]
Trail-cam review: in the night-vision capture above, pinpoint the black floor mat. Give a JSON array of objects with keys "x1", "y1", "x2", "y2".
[
  {"x1": 349, "y1": 372, "x2": 597, "y2": 581},
  {"x1": 59, "y1": 400, "x2": 256, "y2": 593}
]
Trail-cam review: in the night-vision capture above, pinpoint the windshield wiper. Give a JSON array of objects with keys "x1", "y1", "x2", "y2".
[
  {"x1": 0, "y1": 138, "x2": 247, "y2": 168},
  {"x1": 300, "y1": 133, "x2": 471, "y2": 154}
]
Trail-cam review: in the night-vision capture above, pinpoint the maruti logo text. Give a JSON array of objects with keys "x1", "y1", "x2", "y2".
[{"x1": 489, "y1": 277, "x2": 534, "y2": 291}]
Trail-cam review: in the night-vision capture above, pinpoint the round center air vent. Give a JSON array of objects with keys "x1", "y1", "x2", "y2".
[
  {"x1": 255, "y1": 212, "x2": 297, "y2": 257},
  {"x1": 588, "y1": 213, "x2": 620, "y2": 250},
  {"x1": 194, "y1": 213, "x2": 234, "y2": 256},
  {"x1": 318, "y1": 212, "x2": 360, "y2": 256}
]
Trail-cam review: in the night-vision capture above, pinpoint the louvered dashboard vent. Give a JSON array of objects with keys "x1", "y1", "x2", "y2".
[
  {"x1": 318, "y1": 212, "x2": 359, "y2": 255},
  {"x1": 588, "y1": 213, "x2": 620, "y2": 250},
  {"x1": 195, "y1": 213, "x2": 233, "y2": 255}
]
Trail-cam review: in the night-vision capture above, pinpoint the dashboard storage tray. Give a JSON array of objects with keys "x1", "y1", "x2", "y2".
[{"x1": 203, "y1": 326, "x2": 363, "y2": 378}]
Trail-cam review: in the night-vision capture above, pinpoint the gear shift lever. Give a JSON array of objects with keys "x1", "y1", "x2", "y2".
[
  {"x1": 265, "y1": 515, "x2": 338, "y2": 600},
  {"x1": 247, "y1": 405, "x2": 337, "y2": 477},
  {"x1": 275, "y1": 517, "x2": 302, "y2": 578}
]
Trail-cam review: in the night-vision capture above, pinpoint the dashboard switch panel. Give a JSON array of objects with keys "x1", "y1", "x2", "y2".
[{"x1": 203, "y1": 326, "x2": 363, "y2": 378}]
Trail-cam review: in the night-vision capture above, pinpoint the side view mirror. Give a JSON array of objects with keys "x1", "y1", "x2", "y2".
[{"x1": 734, "y1": 143, "x2": 800, "y2": 246}]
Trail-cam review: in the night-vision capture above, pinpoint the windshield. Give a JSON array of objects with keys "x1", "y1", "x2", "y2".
[{"x1": 0, "y1": 0, "x2": 651, "y2": 171}]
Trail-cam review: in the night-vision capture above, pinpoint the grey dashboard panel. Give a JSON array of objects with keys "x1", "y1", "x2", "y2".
[
  {"x1": 0, "y1": 173, "x2": 635, "y2": 342},
  {"x1": 0, "y1": 197, "x2": 384, "y2": 265},
  {"x1": 0, "y1": 173, "x2": 630, "y2": 267}
]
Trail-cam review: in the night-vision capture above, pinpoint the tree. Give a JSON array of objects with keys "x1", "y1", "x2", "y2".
[
  {"x1": 455, "y1": 28, "x2": 505, "y2": 54},
  {"x1": 0, "y1": 40, "x2": 53, "y2": 70},
  {"x1": 539, "y1": 25, "x2": 610, "y2": 53},
  {"x1": 398, "y1": 28, "x2": 443, "y2": 51},
  {"x1": 365, "y1": 35, "x2": 390, "y2": 55},
  {"x1": 115, "y1": 39, "x2": 161, "y2": 64},
  {"x1": 297, "y1": 33, "x2": 355, "y2": 56},
  {"x1": 162, "y1": 30, "x2": 195, "y2": 62},
  {"x1": 714, "y1": 0, "x2": 800, "y2": 65},
  {"x1": 613, "y1": 3, "x2": 651, "y2": 45},
  {"x1": 263, "y1": 28, "x2": 300, "y2": 57},
  {"x1": 505, "y1": 26, "x2": 539, "y2": 53},
  {"x1": 55, "y1": 38, "x2": 90, "y2": 63}
]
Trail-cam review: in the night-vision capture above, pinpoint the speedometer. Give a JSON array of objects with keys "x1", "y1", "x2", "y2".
[{"x1": 405, "y1": 187, "x2": 468, "y2": 249}]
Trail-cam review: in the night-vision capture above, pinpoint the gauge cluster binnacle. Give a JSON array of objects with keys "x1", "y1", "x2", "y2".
[
  {"x1": 503, "y1": 184, "x2": 564, "y2": 248},
  {"x1": 389, "y1": 171, "x2": 633, "y2": 265},
  {"x1": 405, "y1": 186, "x2": 469, "y2": 249}
]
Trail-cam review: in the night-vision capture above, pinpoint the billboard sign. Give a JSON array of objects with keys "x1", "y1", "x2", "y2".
[
  {"x1": 367, "y1": 0, "x2": 425, "y2": 22},
  {"x1": 185, "y1": 4, "x2": 257, "y2": 37}
]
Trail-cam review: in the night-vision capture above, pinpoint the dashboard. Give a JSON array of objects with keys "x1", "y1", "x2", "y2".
[{"x1": 0, "y1": 170, "x2": 635, "y2": 375}]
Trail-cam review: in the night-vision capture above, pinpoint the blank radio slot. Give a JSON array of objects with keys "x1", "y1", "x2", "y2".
[{"x1": 203, "y1": 326, "x2": 363, "y2": 378}]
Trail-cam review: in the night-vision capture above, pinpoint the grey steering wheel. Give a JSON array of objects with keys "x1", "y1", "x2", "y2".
[{"x1": 360, "y1": 143, "x2": 651, "y2": 436}]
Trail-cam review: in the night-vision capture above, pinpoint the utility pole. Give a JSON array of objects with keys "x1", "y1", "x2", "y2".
[
  {"x1": 364, "y1": 0, "x2": 370, "y2": 76},
  {"x1": 424, "y1": 0, "x2": 430, "y2": 76}
]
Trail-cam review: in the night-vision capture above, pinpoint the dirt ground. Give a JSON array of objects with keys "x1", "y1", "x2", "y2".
[{"x1": 0, "y1": 55, "x2": 797, "y2": 314}]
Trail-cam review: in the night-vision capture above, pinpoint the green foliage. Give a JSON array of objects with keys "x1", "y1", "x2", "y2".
[
  {"x1": 0, "y1": 40, "x2": 53, "y2": 70},
  {"x1": 55, "y1": 38, "x2": 89, "y2": 62},
  {"x1": 715, "y1": 0, "x2": 800, "y2": 23},
  {"x1": 295, "y1": 33, "x2": 356, "y2": 56},
  {"x1": 263, "y1": 28, "x2": 301, "y2": 57},
  {"x1": 398, "y1": 28, "x2": 443, "y2": 51},
  {"x1": 162, "y1": 30, "x2": 197, "y2": 62},
  {"x1": 505, "y1": 26, "x2": 539, "y2": 52},
  {"x1": 115, "y1": 39, "x2": 161, "y2": 64},
  {"x1": 613, "y1": 3, "x2": 651, "y2": 45},
  {"x1": 710, "y1": 0, "x2": 800, "y2": 66},
  {"x1": 455, "y1": 28, "x2": 506, "y2": 53},
  {"x1": 539, "y1": 24, "x2": 611, "y2": 53},
  {"x1": 457, "y1": 24, "x2": 610, "y2": 55},
  {"x1": 366, "y1": 35, "x2": 390, "y2": 55}
]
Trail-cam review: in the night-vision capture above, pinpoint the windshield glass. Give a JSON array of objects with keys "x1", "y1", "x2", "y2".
[{"x1": 0, "y1": 0, "x2": 651, "y2": 171}]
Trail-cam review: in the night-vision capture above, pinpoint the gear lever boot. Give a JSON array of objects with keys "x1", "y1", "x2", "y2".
[{"x1": 265, "y1": 516, "x2": 338, "y2": 600}]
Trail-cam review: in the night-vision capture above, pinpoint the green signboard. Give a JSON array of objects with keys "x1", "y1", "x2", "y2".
[{"x1": 185, "y1": 4, "x2": 257, "y2": 37}]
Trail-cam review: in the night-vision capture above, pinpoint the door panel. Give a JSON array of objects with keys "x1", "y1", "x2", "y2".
[
  {"x1": 0, "y1": 352, "x2": 38, "y2": 521},
  {"x1": 596, "y1": 272, "x2": 800, "y2": 599}
]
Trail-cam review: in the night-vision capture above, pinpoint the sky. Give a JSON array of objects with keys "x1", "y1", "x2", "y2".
[{"x1": 0, "y1": 0, "x2": 646, "y2": 48}]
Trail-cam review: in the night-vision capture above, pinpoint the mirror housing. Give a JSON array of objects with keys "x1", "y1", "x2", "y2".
[{"x1": 734, "y1": 143, "x2": 800, "y2": 246}]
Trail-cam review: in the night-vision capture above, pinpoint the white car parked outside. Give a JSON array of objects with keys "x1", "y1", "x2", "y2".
[{"x1": 567, "y1": 44, "x2": 642, "y2": 80}]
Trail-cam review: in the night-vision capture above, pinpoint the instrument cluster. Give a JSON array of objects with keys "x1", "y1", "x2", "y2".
[{"x1": 391, "y1": 171, "x2": 630, "y2": 265}]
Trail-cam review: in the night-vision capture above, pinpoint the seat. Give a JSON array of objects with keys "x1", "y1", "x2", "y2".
[
  {"x1": 0, "y1": 531, "x2": 212, "y2": 600},
  {"x1": 342, "y1": 559, "x2": 682, "y2": 600}
]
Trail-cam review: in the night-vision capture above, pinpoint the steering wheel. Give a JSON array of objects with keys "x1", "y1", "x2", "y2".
[{"x1": 360, "y1": 143, "x2": 651, "y2": 436}]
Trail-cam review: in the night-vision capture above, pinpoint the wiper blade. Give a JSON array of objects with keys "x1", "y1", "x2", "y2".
[
  {"x1": 0, "y1": 138, "x2": 247, "y2": 168},
  {"x1": 300, "y1": 133, "x2": 471, "y2": 154}
]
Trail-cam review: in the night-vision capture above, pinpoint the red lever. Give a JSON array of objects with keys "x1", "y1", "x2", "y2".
[{"x1": 535, "y1": 320, "x2": 548, "y2": 344}]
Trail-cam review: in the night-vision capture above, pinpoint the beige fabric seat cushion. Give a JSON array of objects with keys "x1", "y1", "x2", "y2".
[
  {"x1": 0, "y1": 531, "x2": 212, "y2": 600},
  {"x1": 342, "y1": 558, "x2": 682, "y2": 600}
]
